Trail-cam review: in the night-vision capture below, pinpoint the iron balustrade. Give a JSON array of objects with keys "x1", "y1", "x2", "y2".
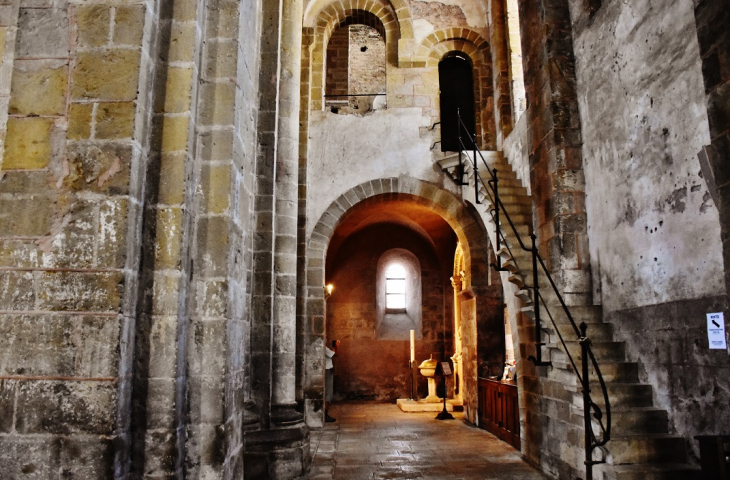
[{"x1": 441, "y1": 110, "x2": 611, "y2": 480}]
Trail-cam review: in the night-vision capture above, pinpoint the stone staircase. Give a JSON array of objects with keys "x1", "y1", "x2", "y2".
[{"x1": 437, "y1": 151, "x2": 700, "y2": 480}]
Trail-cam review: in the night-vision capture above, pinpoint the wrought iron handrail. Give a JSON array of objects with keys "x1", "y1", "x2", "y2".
[{"x1": 445, "y1": 111, "x2": 611, "y2": 479}]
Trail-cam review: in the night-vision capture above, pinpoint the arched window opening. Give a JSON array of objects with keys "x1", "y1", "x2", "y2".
[
  {"x1": 385, "y1": 263, "x2": 406, "y2": 310},
  {"x1": 325, "y1": 19, "x2": 386, "y2": 114},
  {"x1": 439, "y1": 53, "x2": 476, "y2": 152},
  {"x1": 376, "y1": 249, "x2": 422, "y2": 340},
  {"x1": 506, "y1": 0, "x2": 526, "y2": 122}
]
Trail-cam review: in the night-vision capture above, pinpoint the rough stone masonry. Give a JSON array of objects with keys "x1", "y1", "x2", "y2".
[{"x1": 0, "y1": 0, "x2": 728, "y2": 479}]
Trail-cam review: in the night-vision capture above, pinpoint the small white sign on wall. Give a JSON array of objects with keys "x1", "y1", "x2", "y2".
[{"x1": 707, "y1": 312, "x2": 727, "y2": 350}]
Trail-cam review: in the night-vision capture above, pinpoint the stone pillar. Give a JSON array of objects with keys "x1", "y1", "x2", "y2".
[
  {"x1": 271, "y1": 0, "x2": 304, "y2": 426},
  {"x1": 450, "y1": 273, "x2": 464, "y2": 403},
  {"x1": 517, "y1": 0, "x2": 592, "y2": 306},
  {"x1": 244, "y1": 0, "x2": 309, "y2": 477},
  {"x1": 489, "y1": 0, "x2": 514, "y2": 146}
]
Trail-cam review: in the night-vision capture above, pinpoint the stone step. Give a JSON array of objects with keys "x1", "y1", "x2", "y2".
[
  {"x1": 604, "y1": 435, "x2": 688, "y2": 465},
  {"x1": 473, "y1": 175, "x2": 526, "y2": 192},
  {"x1": 538, "y1": 304, "x2": 604, "y2": 326},
  {"x1": 498, "y1": 236, "x2": 533, "y2": 256},
  {"x1": 507, "y1": 272, "x2": 526, "y2": 288},
  {"x1": 487, "y1": 211, "x2": 534, "y2": 226},
  {"x1": 545, "y1": 356, "x2": 638, "y2": 385},
  {"x1": 597, "y1": 463, "x2": 701, "y2": 480},
  {"x1": 544, "y1": 322, "x2": 613, "y2": 343},
  {"x1": 572, "y1": 383, "x2": 654, "y2": 409},
  {"x1": 501, "y1": 258, "x2": 520, "y2": 274},
  {"x1": 610, "y1": 408, "x2": 670, "y2": 435},
  {"x1": 478, "y1": 190, "x2": 532, "y2": 206},
  {"x1": 568, "y1": 404, "x2": 669, "y2": 436},
  {"x1": 515, "y1": 288, "x2": 534, "y2": 305},
  {"x1": 489, "y1": 220, "x2": 532, "y2": 239},
  {"x1": 489, "y1": 177, "x2": 525, "y2": 189},
  {"x1": 589, "y1": 362, "x2": 639, "y2": 384},
  {"x1": 550, "y1": 340, "x2": 627, "y2": 365}
]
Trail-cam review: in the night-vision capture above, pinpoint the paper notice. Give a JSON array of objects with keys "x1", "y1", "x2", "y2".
[{"x1": 707, "y1": 312, "x2": 727, "y2": 350}]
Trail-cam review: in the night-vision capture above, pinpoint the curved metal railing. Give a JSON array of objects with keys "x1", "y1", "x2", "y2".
[{"x1": 444, "y1": 112, "x2": 611, "y2": 479}]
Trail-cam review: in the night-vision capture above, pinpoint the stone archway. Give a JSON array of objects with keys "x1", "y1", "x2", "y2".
[
  {"x1": 416, "y1": 28, "x2": 495, "y2": 150},
  {"x1": 305, "y1": 0, "x2": 402, "y2": 111},
  {"x1": 302, "y1": 176, "x2": 501, "y2": 426}
]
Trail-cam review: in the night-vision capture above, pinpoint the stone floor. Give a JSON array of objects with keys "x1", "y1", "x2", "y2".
[{"x1": 305, "y1": 402, "x2": 549, "y2": 479}]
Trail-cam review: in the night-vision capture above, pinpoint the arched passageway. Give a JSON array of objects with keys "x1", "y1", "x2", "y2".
[
  {"x1": 304, "y1": 179, "x2": 509, "y2": 431},
  {"x1": 324, "y1": 198, "x2": 457, "y2": 401}
]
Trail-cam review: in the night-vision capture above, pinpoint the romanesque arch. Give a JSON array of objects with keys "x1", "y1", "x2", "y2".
[
  {"x1": 303, "y1": 0, "x2": 414, "y2": 40},
  {"x1": 302, "y1": 177, "x2": 500, "y2": 426},
  {"x1": 417, "y1": 28, "x2": 495, "y2": 150},
  {"x1": 305, "y1": 0, "x2": 403, "y2": 110}
]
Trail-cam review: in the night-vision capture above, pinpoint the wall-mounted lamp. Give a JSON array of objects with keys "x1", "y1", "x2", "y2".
[{"x1": 324, "y1": 283, "x2": 334, "y2": 300}]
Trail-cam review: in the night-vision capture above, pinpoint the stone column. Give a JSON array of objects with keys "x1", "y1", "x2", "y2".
[
  {"x1": 517, "y1": 0, "x2": 592, "y2": 306},
  {"x1": 450, "y1": 273, "x2": 464, "y2": 403},
  {"x1": 489, "y1": 0, "x2": 513, "y2": 146},
  {"x1": 270, "y1": 0, "x2": 304, "y2": 426}
]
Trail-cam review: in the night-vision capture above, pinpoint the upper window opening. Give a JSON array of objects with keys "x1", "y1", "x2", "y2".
[
  {"x1": 439, "y1": 53, "x2": 476, "y2": 152},
  {"x1": 385, "y1": 263, "x2": 406, "y2": 310},
  {"x1": 325, "y1": 19, "x2": 386, "y2": 115}
]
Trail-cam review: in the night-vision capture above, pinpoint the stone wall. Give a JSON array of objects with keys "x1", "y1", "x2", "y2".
[
  {"x1": 570, "y1": 0, "x2": 729, "y2": 456},
  {"x1": 572, "y1": 0, "x2": 723, "y2": 312},
  {"x1": 0, "y1": 0, "x2": 148, "y2": 476},
  {"x1": 693, "y1": 0, "x2": 730, "y2": 336},
  {"x1": 0, "y1": 0, "x2": 264, "y2": 477},
  {"x1": 348, "y1": 25, "x2": 386, "y2": 95},
  {"x1": 307, "y1": 106, "x2": 453, "y2": 235},
  {"x1": 325, "y1": 26, "x2": 348, "y2": 97}
]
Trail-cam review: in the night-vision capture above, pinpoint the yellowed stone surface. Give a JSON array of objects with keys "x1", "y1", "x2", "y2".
[
  {"x1": 3, "y1": 118, "x2": 53, "y2": 170},
  {"x1": 67, "y1": 103, "x2": 93, "y2": 140},
  {"x1": 9, "y1": 62, "x2": 68, "y2": 116},
  {"x1": 75, "y1": 5, "x2": 110, "y2": 48},
  {"x1": 72, "y1": 49, "x2": 141, "y2": 101},
  {"x1": 95, "y1": 102, "x2": 135, "y2": 139}
]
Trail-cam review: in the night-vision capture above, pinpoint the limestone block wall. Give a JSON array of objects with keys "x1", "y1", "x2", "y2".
[
  {"x1": 0, "y1": 0, "x2": 263, "y2": 477},
  {"x1": 0, "y1": 0, "x2": 148, "y2": 476},
  {"x1": 570, "y1": 0, "x2": 730, "y2": 454},
  {"x1": 516, "y1": 0, "x2": 592, "y2": 308},
  {"x1": 325, "y1": 26, "x2": 348, "y2": 96},
  {"x1": 348, "y1": 25, "x2": 386, "y2": 95}
]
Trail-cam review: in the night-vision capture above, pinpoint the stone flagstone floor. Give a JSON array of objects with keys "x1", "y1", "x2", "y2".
[{"x1": 305, "y1": 402, "x2": 549, "y2": 479}]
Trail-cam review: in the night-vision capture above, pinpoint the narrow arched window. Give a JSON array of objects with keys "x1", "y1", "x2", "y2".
[
  {"x1": 439, "y1": 53, "x2": 475, "y2": 151},
  {"x1": 376, "y1": 249, "x2": 422, "y2": 340},
  {"x1": 385, "y1": 263, "x2": 406, "y2": 310}
]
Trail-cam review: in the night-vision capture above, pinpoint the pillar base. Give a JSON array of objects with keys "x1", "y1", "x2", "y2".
[
  {"x1": 244, "y1": 424, "x2": 309, "y2": 480},
  {"x1": 271, "y1": 403, "x2": 304, "y2": 427},
  {"x1": 243, "y1": 400, "x2": 261, "y2": 432}
]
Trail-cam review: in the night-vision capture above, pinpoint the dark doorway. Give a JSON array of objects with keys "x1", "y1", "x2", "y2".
[{"x1": 439, "y1": 54, "x2": 475, "y2": 152}]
